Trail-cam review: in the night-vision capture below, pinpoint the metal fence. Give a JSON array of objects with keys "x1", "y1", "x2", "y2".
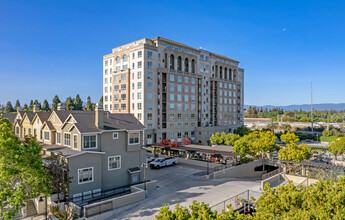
[
  {"x1": 262, "y1": 167, "x2": 281, "y2": 180},
  {"x1": 210, "y1": 190, "x2": 261, "y2": 214},
  {"x1": 70, "y1": 180, "x2": 150, "y2": 206}
]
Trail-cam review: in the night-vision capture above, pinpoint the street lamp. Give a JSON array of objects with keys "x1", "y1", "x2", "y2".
[
  {"x1": 39, "y1": 195, "x2": 47, "y2": 220},
  {"x1": 141, "y1": 162, "x2": 148, "y2": 193}
]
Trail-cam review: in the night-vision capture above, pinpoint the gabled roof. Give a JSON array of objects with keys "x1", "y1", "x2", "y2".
[
  {"x1": 54, "y1": 110, "x2": 84, "y2": 124},
  {"x1": 1, "y1": 113, "x2": 16, "y2": 123},
  {"x1": 103, "y1": 113, "x2": 145, "y2": 130},
  {"x1": 22, "y1": 111, "x2": 36, "y2": 123},
  {"x1": 41, "y1": 121, "x2": 56, "y2": 131},
  {"x1": 17, "y1": 110, "x2": 26, "y2": 118},
  {"x1": 60, "y1": 111, "x2": 145, "y2": 133},
  {"x1": 32, "y1": 112, "x2": 51, "y2": 124}
]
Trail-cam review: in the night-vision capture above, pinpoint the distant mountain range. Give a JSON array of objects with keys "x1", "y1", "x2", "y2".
[{"x1": 244, "y1": 103, "x2": 345, "y2": 111}]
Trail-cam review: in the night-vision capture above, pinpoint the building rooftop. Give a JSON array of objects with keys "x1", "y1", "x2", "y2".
[{"x1": 1, "y1": 113, "x2": 16, "y2": 123}]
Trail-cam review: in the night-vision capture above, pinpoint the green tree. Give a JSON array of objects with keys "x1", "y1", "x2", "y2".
[
  {"x1": 65, "y1": 97, "x2": 74, "y2": 110},
  {"x1": 328, "y1": 137, "x2": 345, "y2": 160},
  {"x1": 52, "y1": 95, "x2": 61, "y2": 111},
  {"x1": 86, "y1": 96, "x2": 94, "y2": 111},
  {"x1": 255, "y1": 131, "x2": 280, "y2": 156},
  {"x1": 23, "y1": 103, "x2": 28, "y2": 111},
  {"x1": 42, "y1": 99, "x2": 51, "y2": 111},
  {"x1": 14, "y1": 99, "x2": 21, "y2": 110},
  {"x1": 74, "y1": 94, "x2": 83, "y2": 110},
  {"x1": 210, "y1": 132, "x2": 222, "y2": 145},
  {"x1": 224, "y1": 133, "x2": 240, "y2": 146},
  {"x1": 280, "y1": 132, "x2": 300, "y2": 143},
  {"x1": 4, "y1": 101, "x2": 14, "y2": 113},
  {"x1": 28, "y1": 100, "x2": 34, "y2": 111},
  {"x1": 233, "y1": 126, "x2": 251, "y2": 137},
  {"x1": 278, "y1": 143, "x2": 311, "y2": 162},
  {"x1": 33, "y1": 99, "x2": 41, "y2": 110},
  {"x1": 99, "y1": 96, "x2": 103, "y2": 104},
  {"x1": 0, "y1": 117, "x2": 51, "y2": 219}
]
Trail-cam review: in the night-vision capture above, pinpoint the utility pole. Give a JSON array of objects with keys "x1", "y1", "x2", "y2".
[{"x1": 311, "y1": 82, "x2": 314, "y2": 133}]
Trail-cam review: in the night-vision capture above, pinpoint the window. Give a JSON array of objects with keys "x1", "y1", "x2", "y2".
[
  {"x1": 148, "y1": 72, "x2": 153, "y2": 79},
  {"x1": 137, "y1": 103, "x2": 142, "y2": 110},
  {"x1": 73, "y1": 135, "x2": 78, "y2": 149},
  {"x1": 191, "y1": 86, "x2": 195, "y2": 93},
  {"x1": 105, "y1": 87, "x2": 108, "y2": 93},
  {"x1": 105, "y1": 69, "x2": 108, "y2": 75},
  {"x1": 114, "y1": 85, "x2": 119, "y2": 91},
  {"x1": 121, "y1": 74, "x2": 126, "y2": 81},
  {"x1": 137, "y1": 71, "x2": 142, "y2": 79},
  {"x1": 83, "y1": 135, "x2": 96, "y2": 149},
  {"x1": 147, "y1": 103, "x2": 152, "y2": 110},
  {"x1": 177, "y1": 85, "x2": 182, "y2": 92},
  {"x1": 121, "y1": 94, "x2": 126, "y2": 100},
  {"x1": 170, "y1": 104, "x2": 174, "y2": 110},
  {"x1": 64, "y1": 133, "x2": 71, "y2": 146},
  {"x1": 129, "y1": 132, "x2": 140, "y2": 144},
  {"x1": 147, "y1": 82, "x2": 153, "y2": 89},
  {"x1": 138, "y1": 51, "x2": 142, "y2": 58},
  {"x1": 170, "y1": 114, "x2": 175, "y2": 120},
  {"x1": 177, "y1": 132, "x2": 182, "y2": 139},
  {"x1": 169, "y1": 132, "x2": 174, "y2": 139},
  {"x1": 104, "y1": 78, "x2": 108, "y2": 84},
  {"x1": 44, "y1": 131, "x2": 49, "y2": 141},
  {"x1": 170, "y1": 94, "x2": 174, "y2": 101},
  {"x1": 114, "y1": 94, "x2": 119, "y2": 101},
  {"x1": 137, "y1": 82, "x2": 142, "y2": 89},
  {"x1": 137, "y1": 92, "x2": 142, "y2": 99},
  {"x1": 177, "y1": 75, "x2": 182, "y2": 82},
  {"x1": 108, "y1": 156, "x2": 121, "y2": 170},
  {"x1": 147, "y1": 92, "x2": 152, "y2": 100},
  {"x1": 132, "y1": 63, "x2": 135, "y2": 69},
  {"x1": 191, "y1": 114, "x2": 195, "y2": 120},
  {"x1": 138, "y1": 61, "x2": 142, "y2": 68},
  {"x1": 121, "y1": 104, "x2": 126, "y2": 110},
  {"x1": 178, "y1": 113, "x2": 182, "y2": 120},
  {"x1": 177, "y1": 104, "x2": 182, "y2": 110},
  {"x1": 147, "y1": 51, "x2": 153, "y2": 59},
  {"x1": 184, "y1": 104, "x2": 189, "y2": 111},
  {"x1": 200, "y1": 54, "x2": 204, "y2": 60},
  {"x1": 191, "y1": 77, "x2": 196, "y2": 84},
  {"x1": 184, "y1": 85, "x2": 189, "y2": 93},
  {"x1": 184, "y1": 95, "x2": 188, "y2": 102},
  {"x1": 185, "y1": 114, "x2": 189, "y2": 120},
  {"x1": 137, "y1": 113, "x2": 142, "y2": 120},
  {"x1": 184, "y1": 123, "x2": 188, "y2": 128},
  {"x1": 78, "y1": 167, "x2": 93, "y2": 184},
  {"x1": 170, "y1": 74, "x2": 174, "y2": 82},
  {"x1": 121, "y1": 84, "x2": 126, "y2": 91},
  {"x1": 148, "y1": 124, "x2": 153, "y2": 129},
  {"x1": 147, "y1": 113, "x2": 153, "y2": 120},
  {"x1": 116, "y1": 66, "x2": 120, "y2": 72},
  {"x1": 113, "y1": 132, "x2": 118, "y2": 139},
  {"x1": 114, "y1": 75, "x2": 119, "y2": 82},
  {"x1": 56, "y1": 132, "x2": 61, "y2": 144},
  {"x1": 114, "y1": 104, "x2": 119, "y2": 110},
  {"x1": 105, "y1": 60, "x2": 108, "y2": 66},
  {"x1": 132, "y1": 52, "x2": 135, "y2": 59},
  {"x1": 147, "y1": 62, "x2": 152, "y2": 69},
  {"x1": 176, "y1": 94, "x2": 181, "y2": 102},
  {"x1": 122, "y1": 64, "x2": 127, "y2": 70},
  {"x1": 178, "y1": 123, "x2": 182, "y2": 128},
  {"x1": 170, "y1": 84, "x2": 174, "y2": 92}
]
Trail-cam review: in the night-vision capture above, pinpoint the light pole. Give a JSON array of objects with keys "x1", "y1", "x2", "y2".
[
  {"x1": 141, "y1": 162, "x2": 148, "y2": 193},
  {"x1": 39, "y1": 195, "x2": 47, "y2": 220}
]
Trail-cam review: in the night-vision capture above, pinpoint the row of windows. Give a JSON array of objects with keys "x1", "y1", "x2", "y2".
[
  {"x1": 218, "y1": 98, "x2": 238, "y2": 105},
  {"x1": 169, "y1": 113, "x2": 196, "y2": 120},
  {"x1": 168, "y1": 103, "x2": 197, "y2": 111},
  {"x1": 169, "y1": 131, "x2": 195, "y2": 140},
  {"x1": 169, "y1": 74, "x2": 196, "y2": 84},
  {"x1": 169, "y1": 94, "x2": 196, "y2": 102},
  {"x1": 169, "y1": 84, "x2": 196, "y2": 93},
  {"x1": 168, "y1": 122, "x2": 196, "y2": 128}
]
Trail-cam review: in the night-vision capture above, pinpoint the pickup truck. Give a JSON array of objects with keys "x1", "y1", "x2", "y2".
[{"x1": 149, "y1": 157, "x2": 178, "y2": 169}]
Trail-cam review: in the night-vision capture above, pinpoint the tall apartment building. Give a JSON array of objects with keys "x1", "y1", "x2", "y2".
[{"x1": 103, "y1": 37, "x2": 244, "y2": 145}]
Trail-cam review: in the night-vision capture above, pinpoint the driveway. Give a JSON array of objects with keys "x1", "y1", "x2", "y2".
[{"x1": 106, "y1": 163, "x2": 261, "y2": 220}]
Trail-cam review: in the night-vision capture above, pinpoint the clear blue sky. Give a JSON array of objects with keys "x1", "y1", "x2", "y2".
[{"x1": 1, "y1": 0, "x2": 345, "y2": 107}]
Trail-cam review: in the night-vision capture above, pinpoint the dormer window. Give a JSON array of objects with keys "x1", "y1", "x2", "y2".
[
  {"x1": 128, "y1": 132, "x2": 140, "y2": 145},
  {"x1": 83, "y1": 135, "x2": 97, "y2": 149}
]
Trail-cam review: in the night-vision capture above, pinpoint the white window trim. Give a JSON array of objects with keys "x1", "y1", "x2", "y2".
[
  {"x1": 56, "y1": 132, "x2": 61, "y2": 145},
  {"x1": 108, "y1": 155, "x2": 121, "y2": 171},
  {"x1": 73, "y1": 134, "x2": 78, "y2": 149},
  {"x1": 113, "y1": 132, "x2": 119, "y2": 139},
  {"x1": 78, "y1": 167, "x2": 94, "y2": 184},
  {"x1": 64, "y1": 132, "x2": 71, "y2": 147},
  {"x1": 82, "y1": 135, "x2": 98, "y2": 150},
  {"x1": 128, "y1": 131, "x2": 140, "y2": 145},
  {"x1": 44, "y1": 131, "x2": 50, "y2": 141}
]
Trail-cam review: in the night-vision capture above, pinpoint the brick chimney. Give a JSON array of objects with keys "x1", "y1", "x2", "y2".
[
  {"x1": 95, "y1": 103, "x2": 104, "y2": 129},
  {"x1": 57, "y1": 103, "x2": 65, "y2": 111},
  {"x1": 33, "y1": 104, "x2": 40, "y2": 112}
]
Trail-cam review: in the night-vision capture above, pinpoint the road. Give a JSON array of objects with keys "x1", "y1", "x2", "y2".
[{"x1": 106, "y1": 164, "x2": 261, "y2": 220}]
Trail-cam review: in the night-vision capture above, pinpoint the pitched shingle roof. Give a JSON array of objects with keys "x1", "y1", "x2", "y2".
[
  {"x1": 1, "y1": 113, "x2": 16, "y2": 123},
  {"x1": 65, "y1": 111, "x2": 145, "y2": 133},
  {"x1": 55, "y1": 110, "x2": 83, "y2": 123},
  {"x1": 24, "y1": 111, "x2": 36, "y2": 122},
  {"x1": 36, "y1": 112, "x2": 51, "y2": 123}
]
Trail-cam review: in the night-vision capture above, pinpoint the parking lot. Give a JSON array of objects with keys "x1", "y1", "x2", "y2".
[{"x1": 106, "y1": 163, "x2": 261, "y2": 220}]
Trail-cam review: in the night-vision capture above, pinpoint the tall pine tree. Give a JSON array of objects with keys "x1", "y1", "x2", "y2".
[
  {"x1": 52, "y1": 95, "x2": 60, "y2": 111},
  {"x1": 14, "y1": 99, "x2": 21, "y2": 110},
  {"x1": 4, "y1": 101, "x2": 14, "y2": 113},
  {"x1": 74, "y1": 94, "x2": 83, "y2": 110},
  {"x1": 86, "y1": 96, "x2": 93, "y2": 111},
  {"x1": 28, "y1": 100, "x2": 34, "y2": 111},
  {"x1": 65, "y1": 97, "x2": 74, "y2": 110},
  {"x1": 42, "y1": 100, "x2": 50, "y2": 112}
]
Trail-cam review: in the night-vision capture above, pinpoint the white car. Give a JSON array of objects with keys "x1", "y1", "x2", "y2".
[{"x1": 149, "y1": 157, "x2": 178, "y2": 169}]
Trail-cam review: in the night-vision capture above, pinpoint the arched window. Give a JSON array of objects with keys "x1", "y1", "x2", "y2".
[
  {"x1": 229, "y1": 69, "x2": 232, "y2": 80},
  {"x1": 191, "y1": 59, "x2": 195, "y2": 73},
  {"x1": 215, "y1": 65, "x2": 218, "y2": 77},
  {"x1": 177, "y1": 56, "x2": 182, "y2": 71},
  {"x1": 224, "y1": 68, "x2": 227, "y2": 79},
  {"x1": 233, "y1": 69, "x2": 237, "y2": 81},
  {"x1": 170, "y1": 54, "x2": 175, "y2": 70},
  {"x1": 123, "y1": 54, "x2": 128, "y2": 62},
  {"x1": 220, "y1": 66, "x2": 223, "y2": 79},
  {"x1": 116, "y1": 56, "x2": 120, "y2": 64},
  {"x1": 184, "y1": 58, "x2": 189, "y2": 72}
]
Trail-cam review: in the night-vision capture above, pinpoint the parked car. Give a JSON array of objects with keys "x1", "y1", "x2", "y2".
[
  {"x1": 149, "y1": 157, "x2": 178, "y2": 169},
  {"x1": 146, "y1": 156, "x2": 155, "y2": 163}
]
